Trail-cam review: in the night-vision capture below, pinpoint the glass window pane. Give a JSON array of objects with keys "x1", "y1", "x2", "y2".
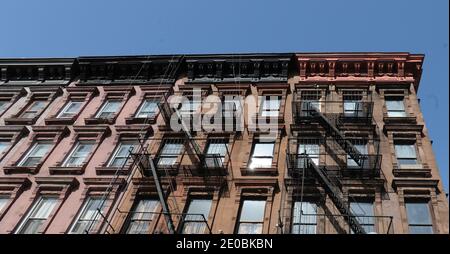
[
  {"x1": 133, "y1": 199, "x2": 159, "y2": 220},
  {"x1": 19, "y1": 220, "x2": 44, "y2": 234},
  {"x1": 185, "y1": 199, "x2": 212, "y2": 222},
  {"x1": 293, "y1": 202, "x2": 317, "y2": 223},
  {"x1": 66, "y1": 101, "x2": 82, "y2": 112},
  {"x1": 161, "y1": 143, "x2": 183, "y2": 155},
  {"x1": 386, "y1": 100, "x2": 405, "y2": 111},
  {"x1": 240, "y1": 200, "x2": 265, "y2": 222},
  {"x1": 30, "y1": 144, "x2": 52, "y2": 157},
  {"x1": 409, "y1": 226, "x2": 433, "y2": 234},
  {"x1": 387, "y1": 111, "x2": 407, "y2": 117},
  {"x1": 0, "y1": 142, "x2": 9, "y2": 154},
  {"x1": 253, "y1": 143, "x2": 274, "y2": 157},
  {"x1": 0, "y1": 197, "x2": 9, "y2": 212},
  {"x1": 406, "y1": 202, "x2": 432, "y2": 225},
  {"x1": 28, "y1": 101, "x2": 47, "y2": 111},
  {"x1": 395, "y1": 144, "x2": 417, "y2": 159},
  {"x1": 249, "y1": 158, "x2": 273, "y2": 168},
  {"x1": 238, "y1": 223, "x2": 263, "y2": 234},
  {"x1": 30, "y1": 197, "x2": 58, "y2": 219},
  {"x1": 207, "y1": 143, "x2": 227, "y2": 157}
]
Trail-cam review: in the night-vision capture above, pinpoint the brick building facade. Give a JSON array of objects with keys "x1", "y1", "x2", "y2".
[{"x1": 0, "y1": 53, "x2": 448, "y2": 234}]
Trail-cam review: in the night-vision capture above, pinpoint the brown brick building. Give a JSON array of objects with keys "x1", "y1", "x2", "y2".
[{"x1": 0, "y1": 53, "x2": 448, "y2": 234}]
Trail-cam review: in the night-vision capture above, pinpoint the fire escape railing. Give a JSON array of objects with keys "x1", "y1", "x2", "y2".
[{"x1": 288, "y1": 97, "x2": 382, "y2": 234}]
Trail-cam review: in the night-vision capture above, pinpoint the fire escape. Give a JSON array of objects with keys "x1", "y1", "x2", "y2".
[{"x1": 287, "y1": 89, "x2": 385, "y2": 234}]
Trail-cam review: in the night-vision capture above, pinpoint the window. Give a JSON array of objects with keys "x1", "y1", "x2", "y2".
[
  {"x1": 205, "y1": 140, "x2": 228, "y2": 168},
  {"x1": 0, "y1": 141, "x2": 9, "y2": 155},
  {"x1": 16, "y1": 197, "x2": 58, "y2": 234},
  {"x1": 108, "y1": 142, "x2": 137, "y2": 167},
  {"x1": 347, "y1": 140, "x2": 368, "y2": 167},
  {"x1": 20, "y1": 101, "x2": 47, "y2": 118},
  {"x1": 180, "y1": 99, "x2": 200, "y2": 115},
  {"x1": 344, "y1": 100, "x2": 365, "y2": 117},
  {"x1": 260, "y1": 96, "x2": 281, "y2": 117},
  {"x1": 386, "y1": 98, "x2": 406, "y2": 117},
  {"x1": 182, "y1": 199, "x2": 212, "y2": 234},
  {"x1": 0, "y1": 101, "x2": 8, "y2": 113},
  {"x1": 292, "y1": 201, "x2": 317, "y2": 234},
  {"x1": 57, "y1": 101, "x2": 83, "y2": 118},
  {"x1": 395, "y1": 142, "x2": 418, "y2": 166},
  {"x1": 157, "y1": 141, "x2": 184, "y2": 166},
  {"x1": 223, "y1": 96, "x2": 242, "y2": 117},
  {"x1": 63, "y1": 141, "x2": 95, "y2": 167},
  {"x1": 18, "y1": 142, "x2": 52, "y2": 167},
  {"x1": 126, "y1": 199, "x2": 159, "y2": 234},
  {"x1": 95, "y1": 100, "x2": 121, "y2": 119},
  {"x1": 69, "y1": 197, "x2": 106, "y2": 234},
  {"x1": 249, "y1": 141, "x2": 275, "y2": 169},
  {"x1": 0, "y1": 196, "x2": 8, "y2": 213},
  {"x1": 300, "y1": 91, "x2": 321, "y2": 116},
  {"x1": 136, "y1": 99, "x2": 159, "y2": 118},
  {"x1": 298, "y1": 140, "x2": 320, "y2": 167},
  {"x1": 406, "y1": 201, "x2": 433, "y2": 234},
  {"x1": 350, "y1": 201, "x2": 375, "y2": 233},
  {"x1": 237, "y1": 200, "x2": 265, "y2": 234}
]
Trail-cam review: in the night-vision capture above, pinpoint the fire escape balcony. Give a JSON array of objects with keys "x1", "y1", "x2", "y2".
[{"x1": 292, "y1": 100, "x2": 374, "y2": 125}]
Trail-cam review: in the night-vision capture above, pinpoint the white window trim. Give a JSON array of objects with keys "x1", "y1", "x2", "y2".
[
  {"x1": 68, "y1": 197, "x2": 104, "y2": 234},
  {"x1": 135, "y1": 99, "x2": 158, "y2": 118},
  {"x1": 62, "y1": 141, "x2": 94, "y2": 167},
  {"x1": 18, "y1": 142, "x2": 51, "y2": 167},
  {"x1": 15, "y1": 196, "x2": 57, "y2": 234},
  {"x1": 107, "y1": 142, "x2": 135, "y2": 167},
  {"x1": 57, "y1": 101, "x2": 83, "y2": 118},
  {"x1": 95, "y1": 100, "x2": 120, "y2": 118}
]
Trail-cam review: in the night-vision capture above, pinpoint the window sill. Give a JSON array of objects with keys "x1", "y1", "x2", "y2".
[
  {"x1": 393, "y1": 166, "x2": 431, "y2": 178},
  {"x1": 125, "y1": 116, "x2": 157, "y2": 125},
  {"x1": 49, "y1": 166, "x2": 85, "y2": 175},
  {"x1": 3, "y1": 166, "x2": 40, "y2": 174},
  {"x1": 4, "y1": 117, "x2": 38, "y2": 125},
  {"x1": 240, "y1": 166, "x2": 278, "y2": 176},
  {"x1": 95, "y1": 166, "x2": 131, "y2": 175},
  {"x1": 85, "y1": 117, "x2": 117, "y2": 125},
  {"x1": 252, "y1": 115, "x2": 284, "y2": 124},
  {"x1": 383, "y1": 116, "x2": 417, "y2": 124},
  {"x1": 45, "y1": 117, "x2": 76, "y2": 125}
]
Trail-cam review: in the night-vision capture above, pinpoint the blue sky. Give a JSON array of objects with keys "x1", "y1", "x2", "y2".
[{"x1": 1, "y1": 0, "x2": 448, "y2": 192}]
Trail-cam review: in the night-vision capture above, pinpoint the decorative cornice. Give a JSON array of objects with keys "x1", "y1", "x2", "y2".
[
  {"x1": 295, "y1": 52, "x2": 424, "y2": 91},
  {"x1": 76, "y1": 55, "x2": 183, "y2": 84},
  {"x1": 0, "y1": 58, "x2": 74, "y2": 85},
  {"x1": 185, "y1": 54, "x2": 292, "y2": 83}
]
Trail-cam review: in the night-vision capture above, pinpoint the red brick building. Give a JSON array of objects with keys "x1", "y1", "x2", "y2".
[{"x1": 0, "y1": 53, "x2": 448, "y2": 234}]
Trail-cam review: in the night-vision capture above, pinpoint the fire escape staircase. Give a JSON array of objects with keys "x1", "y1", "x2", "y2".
[
  {"x1": 302, "y1": 155, "x2": 367, "y2": 234},
  {"x1": 292, "y1": 101, "x2": 372, "y2": 234}
]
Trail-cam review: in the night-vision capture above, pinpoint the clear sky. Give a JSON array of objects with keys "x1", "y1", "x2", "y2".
[{"x1": 0, "y1": 0, "x2": 448, "y2": 192}]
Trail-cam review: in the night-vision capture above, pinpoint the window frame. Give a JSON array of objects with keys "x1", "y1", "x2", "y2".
[
  {"x1": 135, "y1": 99, "x2": 159, "y2": 119},
  {"x1": 107, "y1": 141, "x2": 137, "y2": 168},
  {"x1": 385, "y1": 97, "x2": 407, "y2": 117},
  {"x1": 125, "y1": 198, "x2": 160, "y2": 234},
  {"x1": 236, "y1": 199, "x2": 266, "y2": 234},
  {"x1": 394, "y1": 141, "x2": 419, "y2": 166},
  {"x1": 291, "y1": 201, "x2": 318, "y2": 234},
  {"x1": 405, "y1": 200, "x2": 434, "y2": 234},
  {"x1": 17, "y1": 142, "x2": 53, "y2": 167},
  {"x1": 68, "y1": 196, "x2": 107, "y2": 234},
  {"x1": 56, "y1": 100, "x2": 84, "y2": 119},
  {"x1": 180, "y1": 198, "x2": 213, "y2": 234},
  {"x1": 95, "y1": 99, "x2": 122, "y2": 119},
  {"x1": 15, "y1": 196, "x2": 58, "y2": 234},
  {"x1": 248, "y1": 140, "x2": 275, "y2": 169},
  {"x1": 62, "y1": 141, "x2": 96, "y2": 167}
]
